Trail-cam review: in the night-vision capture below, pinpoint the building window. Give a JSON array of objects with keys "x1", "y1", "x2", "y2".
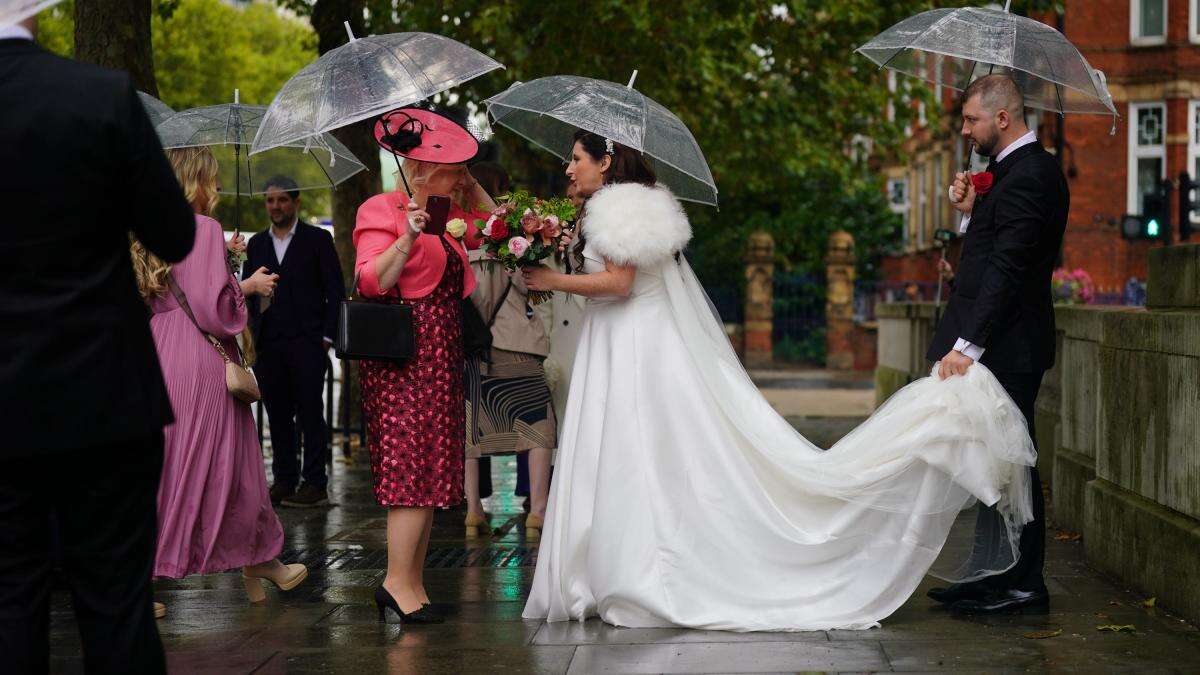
[
  {"x1": 1131, "y1": 0, "x2": 1168, "y2": 46},
  {"x1": 1128, "y1": 102, "x2": 1167, "y2": 214},
  {"x1": 1192, "y1": 0, "x2": 1200, "y2": 43},
  {"x1": 916, "y1": 162, "x2": 927, "y2": 248},
  {"x1": 1189, "y1": 100, "x2": 1200, "y2": 224},
  {"x1": 932, "y1": 155, "x2": 944, "y2": 231},
  {"x1": 887, "y1": 177, "x2": 909, "y2": 215}
]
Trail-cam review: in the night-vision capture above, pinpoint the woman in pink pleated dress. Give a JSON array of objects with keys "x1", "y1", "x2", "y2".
[{"x1": 130, "y1": 146, "x2": 306, "y2": 617}]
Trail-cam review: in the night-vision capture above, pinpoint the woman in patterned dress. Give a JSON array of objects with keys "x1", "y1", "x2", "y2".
[{"x1": 353, "y1": 158, "x2": 494, "y2": 623}]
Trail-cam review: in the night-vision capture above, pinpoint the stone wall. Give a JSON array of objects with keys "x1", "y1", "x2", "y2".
[{"x1": 874, "y1": 244, "x2": 1200, "y2": 623}]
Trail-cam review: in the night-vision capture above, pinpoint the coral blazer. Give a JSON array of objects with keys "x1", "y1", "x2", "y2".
[{"x1": 353, "y1": 191, "x2": 485, "y2": 300}]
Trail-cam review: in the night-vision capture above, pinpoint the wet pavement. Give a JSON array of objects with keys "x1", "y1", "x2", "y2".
[{"x1": 47, "y1": 398, "x2": 1200, "y2": 673}]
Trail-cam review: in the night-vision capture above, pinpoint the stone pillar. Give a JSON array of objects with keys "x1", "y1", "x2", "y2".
[
  {"x1": 743, "y1": 231, "x2": 775, "y2": 367},
  {"x1": 825, "y1": 231, "x2": 856, "y2": 370}
]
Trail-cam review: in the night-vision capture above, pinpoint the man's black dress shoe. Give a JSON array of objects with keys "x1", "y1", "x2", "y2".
[
  {"x1": 952, "y1": 588, "x2": 1049, "y2": 614},
  {"x1": 927, "y1": 582, "x2": 989, "y2": 604}
]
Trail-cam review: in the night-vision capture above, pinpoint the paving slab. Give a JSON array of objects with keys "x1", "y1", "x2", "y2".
[{"x1": 41, "y1": 391, "x2": 1200, "y2": 674}]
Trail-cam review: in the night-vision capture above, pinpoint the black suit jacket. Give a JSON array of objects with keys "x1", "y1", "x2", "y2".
[
  {"x1": 0, "y1": 40, "x2": 195, "y2": 456},
  {"x1": 243, "y1": 222, "x2": 344, "y2": 345},
  {"x1": 927, "y1": 142, "x2": 1069, "y2": 373}
]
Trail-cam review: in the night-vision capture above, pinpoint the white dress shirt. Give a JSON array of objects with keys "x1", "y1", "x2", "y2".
[
  {"x1": 271, "y1": 218, "x2": 298, "y2": 264},
  {"x1": 0, "y1": 25, "x2": 34, "y2": 41},
  {"x1": 951, "y1": 129, "x2": 1039, "y2": 362}
]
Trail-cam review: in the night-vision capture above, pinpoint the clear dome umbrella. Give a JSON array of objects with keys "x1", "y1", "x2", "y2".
[
  {"x1": 855, "y1": 2, "x2": 1117, "y2": 134},
  {"x1": 138, "y1": 91, "x2": 175, "y2": 129},
  {"x1": 0, "y1": 0, "x2": 63, "y2": 26},
  {"x1": 158, "y1": 90, "x2": 365, "y2": 230},
  {"x1": 484, "y1": 72, "x2": 718, "y2": 207},
  {"x1": 251, "y1": 22, "x2": 503, "y2": 155}
]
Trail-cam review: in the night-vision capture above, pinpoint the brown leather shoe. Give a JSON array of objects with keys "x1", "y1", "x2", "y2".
[
  {"x1": 282, "y1": 483, "x2": 328, "y2": 508},
  {"x1": 269, "y1": 483, "x2": 296, "y2": 505}
]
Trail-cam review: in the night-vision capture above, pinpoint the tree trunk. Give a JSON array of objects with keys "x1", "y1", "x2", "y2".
[
  {"x1": 74, "y1": 0, "x2": 157, "y2": 95},
  {"x1": 312, "y1": 1, "x2": 381, "y2": 442}
]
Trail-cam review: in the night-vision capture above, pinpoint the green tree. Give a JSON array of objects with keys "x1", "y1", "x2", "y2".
[
  {"x1": 38, "y1": 1, "x2": 327, "y2": 228},
  {"x1": 270, "y1": 0, "x2": 944, "y2": 285}
]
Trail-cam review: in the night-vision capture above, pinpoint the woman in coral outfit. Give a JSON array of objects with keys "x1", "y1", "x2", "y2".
[
  {"x1": 130, "y1": 147, "x2": 306, "y2": 617},
  {"x1": 354, "y1": 144, "x2": 495, "y2": 623}
]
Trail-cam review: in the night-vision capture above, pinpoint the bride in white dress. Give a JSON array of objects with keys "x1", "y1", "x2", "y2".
[{"x1": 520, "y1": 130, "x2": 1036, "y2": 632}]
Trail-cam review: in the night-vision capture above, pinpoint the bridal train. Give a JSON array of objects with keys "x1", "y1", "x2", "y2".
[{"x1": 522, "y1": 182, "x2": 1036, "y2": 632}]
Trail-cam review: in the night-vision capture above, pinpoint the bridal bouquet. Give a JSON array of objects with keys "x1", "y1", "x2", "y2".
[{"x1": 475, "y1": 190, "x2": 577, "y2": 304}]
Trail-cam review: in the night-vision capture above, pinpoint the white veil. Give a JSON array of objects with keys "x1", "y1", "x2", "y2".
[{"x1": 660, "y1": 254, "x2": 1037, "y2": 583}]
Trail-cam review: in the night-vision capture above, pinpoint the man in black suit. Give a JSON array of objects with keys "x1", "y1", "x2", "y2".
[
  {"x1": 926, "y1": 74, "x2": 1069, "y2": 614},
  {"x1": 0, "y1": 14, "x2": 195, "y2": 674},
  {"x1": 243, "y1": 176, "x2": 344, "y2": 508}
]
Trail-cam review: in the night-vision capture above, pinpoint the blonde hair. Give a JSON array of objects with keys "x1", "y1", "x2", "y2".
[
  {"x1": 169, "y1": 146, "x2": 221, "y2": 215},
  {"x1": 398, "y1": 158, "x2": 467, "y2": 208},
  {"x1": 130, "y1": 147, "x2": 220, "y2": 301}
]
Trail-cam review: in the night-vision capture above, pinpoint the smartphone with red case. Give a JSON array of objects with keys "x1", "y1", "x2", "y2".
[{"x1": 423, "y1": 195, "x2": 452, "y2": 236}]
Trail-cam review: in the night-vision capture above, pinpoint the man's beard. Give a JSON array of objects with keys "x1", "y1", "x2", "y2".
[
  {"x1": 974, "y1": 129, "x2": 999, "y2": 157},
  {"x1": 270, "y1": 212, "x2": 292, "y2": 227}
]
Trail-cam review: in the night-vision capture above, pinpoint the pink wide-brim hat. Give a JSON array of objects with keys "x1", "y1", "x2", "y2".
[{"x1": 374, "y1": 107, "x2": 480, "y2": 164}]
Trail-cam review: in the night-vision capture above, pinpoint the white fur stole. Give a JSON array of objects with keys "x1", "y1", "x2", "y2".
[{"x1": 583, "y1": 183, "x2": 692, "y2": 267}]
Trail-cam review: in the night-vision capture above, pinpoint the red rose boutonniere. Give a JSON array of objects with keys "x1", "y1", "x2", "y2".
[{"x1": 970, "y1": 171, "x2": 995, "y2": 197}]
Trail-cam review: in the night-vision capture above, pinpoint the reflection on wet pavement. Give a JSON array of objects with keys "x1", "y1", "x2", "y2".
[{"x1": 45, "y1": 438, "x2": 1200, "y2": 673}]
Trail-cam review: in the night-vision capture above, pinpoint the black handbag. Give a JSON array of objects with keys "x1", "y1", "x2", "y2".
[
  {"x1": 335, "y1": 273, "x2": 415, "y2": 362},
  {"x1": 463, "y1": 280, "x2": 512, "y2": 362}
]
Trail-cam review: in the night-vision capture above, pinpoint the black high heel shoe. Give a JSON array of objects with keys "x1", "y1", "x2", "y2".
[{"x1": 374, "y1": 586, "x2": 444, "y2": 624}]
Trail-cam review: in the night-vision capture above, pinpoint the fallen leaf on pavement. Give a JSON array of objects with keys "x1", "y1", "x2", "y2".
[
  {"x1": 1095, "y1": 612, "x2": 1111, "y2": 619},
  {"x1": 1096, "y1": 624, "x2": 1136, "y2": 633},
  {"x1": 1142, "y1": 597, "x2": 1157, "y2": 608},
  {"x1": 1023, "y1": 629, "x2": 1063, "y2": 639},
  {"x1": 1054, "y1": 531, "x2": 1082, "y2": 542}
]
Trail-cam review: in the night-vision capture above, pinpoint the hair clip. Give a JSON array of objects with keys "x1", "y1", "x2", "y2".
[{"x1": 604, "y1": 138, "x2": 615, "y2": 155}]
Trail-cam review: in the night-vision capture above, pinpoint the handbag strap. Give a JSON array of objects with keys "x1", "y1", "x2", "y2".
[
  {"x1": 488, "y1": 279, "x2": 513, "y2": 328},
  {"x1": 166, "y1": 271, "x2": 241, "y2": 366}
]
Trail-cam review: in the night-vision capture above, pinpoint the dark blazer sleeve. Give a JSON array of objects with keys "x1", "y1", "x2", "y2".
[
  {"x1": 316, "y1": 229, "x2": 345, "y2": 339},
  {"x1": 118, "y1": 78, "x2": 195, "y2": 263},
  {"x1": 960, "y1": 171, "x2": 1052, "y2": 347},
  {"x1": 242, "y1": 235, "x2": 263, "y2": 320}
]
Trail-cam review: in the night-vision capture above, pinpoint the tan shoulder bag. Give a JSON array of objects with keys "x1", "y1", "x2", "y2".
[{"x1": 167, "y1": 273, "x2": 262, "y2": 404}]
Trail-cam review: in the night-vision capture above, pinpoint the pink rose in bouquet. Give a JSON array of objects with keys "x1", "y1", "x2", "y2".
[
  {"x1": 540, "y1": 215, "x2": 562, "y2": 244},
  {"x1": 508, "y1": 235, "x2": 531, "y2": 258},
  {"x1": 473, "y1": 189, "x2": 578, "y2": 304},
  {"x1": 520, "y1": 209, "x2": 542, "y2": 236}
]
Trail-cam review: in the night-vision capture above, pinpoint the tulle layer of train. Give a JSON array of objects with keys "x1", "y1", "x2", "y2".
[{"x1": 522, "y1": 255, "x2": 1036, "y2": 631}]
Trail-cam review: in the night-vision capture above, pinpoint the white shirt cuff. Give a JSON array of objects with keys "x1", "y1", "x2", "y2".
[
  {"x1": 953, "y1": 338, "x2": 984, "y2": 361},
  {"x1": 958, "y1": 213, "x2": 971, "y2": 233}
]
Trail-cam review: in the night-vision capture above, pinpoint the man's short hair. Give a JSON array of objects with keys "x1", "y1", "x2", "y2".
[
  {"x1": 962, "y1": 74, "x2": 1024, "y2": 119},
  {"x1": 265, "y1": 175, "x2": 300, "y2": 200}
]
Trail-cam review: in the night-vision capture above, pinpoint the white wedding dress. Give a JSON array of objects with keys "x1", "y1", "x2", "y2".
[{"x1": 522, "y1": 183, "x2": 1036, "y2": 632}]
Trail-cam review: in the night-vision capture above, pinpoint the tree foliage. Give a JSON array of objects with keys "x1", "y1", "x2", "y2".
[
  {"x1": 273, "y1": 0, "x2": 960, "y2": 284},
  {"x1": 39, "y1": 1, "x2": 325, "y2": 227}
]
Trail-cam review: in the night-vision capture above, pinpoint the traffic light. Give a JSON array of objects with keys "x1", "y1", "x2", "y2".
[
  {"x1": 1122, "y1": 180, "x2": 1171, "y2": 241},
  {"x1": 1181, "y1": 172, "x2": 1197, "y2": 242}
]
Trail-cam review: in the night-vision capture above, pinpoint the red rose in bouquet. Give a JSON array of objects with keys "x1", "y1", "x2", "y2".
[{"x1": 474, "y1": 190, "x2": 577, "y2": 305}]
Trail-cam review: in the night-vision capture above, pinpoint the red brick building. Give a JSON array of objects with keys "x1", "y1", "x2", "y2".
[{"x1": 879, "y1": 0, "x2": 1200, "y2": 297}]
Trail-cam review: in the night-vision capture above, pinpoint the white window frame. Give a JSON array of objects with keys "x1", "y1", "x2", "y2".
[
  {"x1": 916, "y1": 161, "x2": 928, "y2": 248},
  {"x1": 1131, "y1": 0, "x2": 1168, "y2": 46},
  {"x1": 1189, "y1": 100, "x2": 1200, "y2": 223},
  {"x1": 1128, "y1": 101, "x2": 1168, "y2": 213},
  {"x1": 1191, "y1": 0, "x2": 1200, "y2": 43},
  {"x1": 887, "y1": 176, "x2": 910, "y2": 216}
]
